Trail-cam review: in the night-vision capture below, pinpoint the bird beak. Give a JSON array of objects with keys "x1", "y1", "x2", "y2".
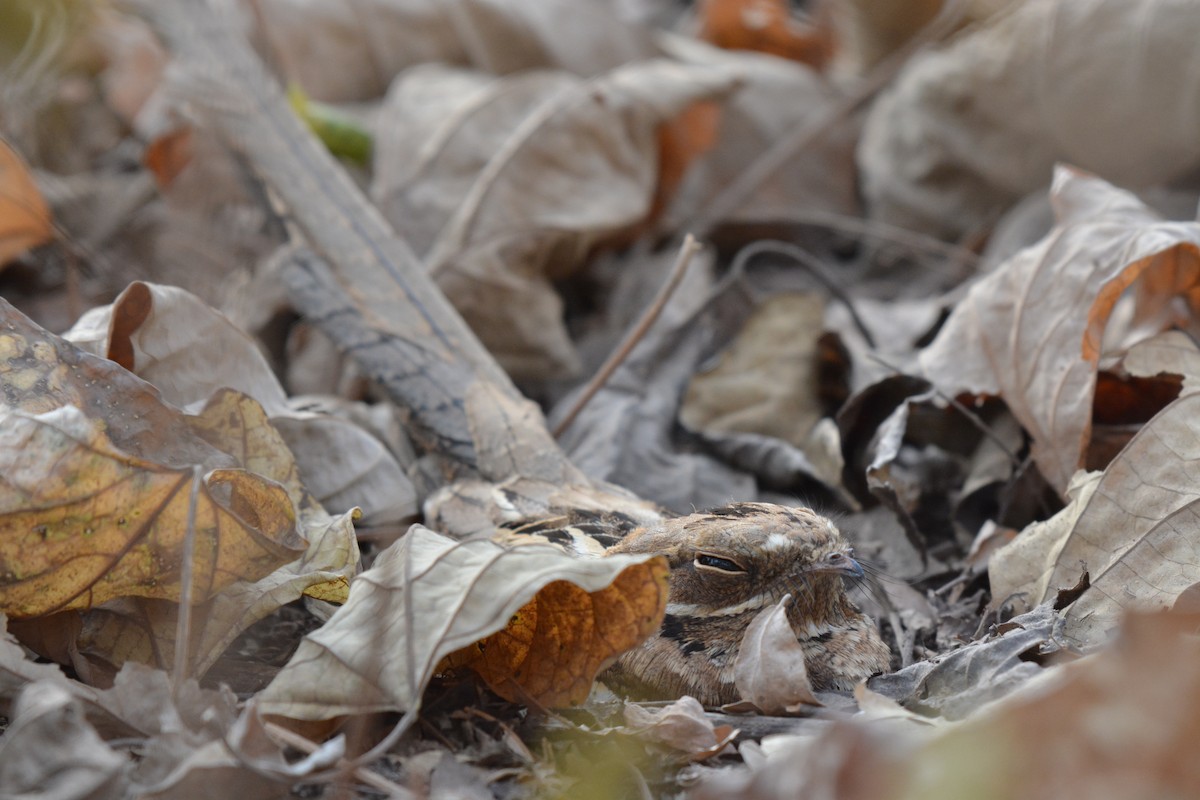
[{"x1": 808, "y1": 551, "x2": 865, "y2": 578}]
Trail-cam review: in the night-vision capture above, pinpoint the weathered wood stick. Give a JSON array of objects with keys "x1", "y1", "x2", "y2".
[{"x1": 137, "y1": 0, "x2": 569, "y2": 481}]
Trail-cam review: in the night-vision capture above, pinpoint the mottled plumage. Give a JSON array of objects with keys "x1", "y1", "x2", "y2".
[{"x1": 512, "y1": 502, "x2": 892, "y2": 707}]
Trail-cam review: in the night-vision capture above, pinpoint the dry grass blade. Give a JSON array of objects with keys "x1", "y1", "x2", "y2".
[
  {"x1": 170, "y1": 465, "x2": 203, "y2": 698},
  {"x1": 263, "y1": 722, "x2": 415, "y2": 799},
  {"x1": 553, "y1": 234, "x2": 702, "y2": 438},
  {"x1": 728, "y1": 239, "x2": 876, "y2": 348}
]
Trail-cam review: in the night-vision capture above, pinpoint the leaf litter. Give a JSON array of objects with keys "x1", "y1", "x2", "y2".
[{"x1": 3, "y1": 0, "x2": 1200, "y2": 797}]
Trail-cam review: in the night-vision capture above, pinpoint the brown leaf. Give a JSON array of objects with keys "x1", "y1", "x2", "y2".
[
  {"x1": 258, "y1": 526, "x2": 667, "y2": 719},
  {"x1": 374, "y1": 60, "x2": 738, "y2": 379},
  {"x1": 6, "y1": 297, "x2": 351, "y2": 671},
  {"x1": 725, "y1": 595, "x2": 821, "y2": 715},
  {"x1": 682, "y1": 292, "x2": 827, "y2": 448},
  {"x1": 1, "y1": 296, "x2": 231, "y2": 471},
  {"x1": 0, "y1": 138, "x2": 53, "y2": 269},
  {"x1": 93, "y1": 10, "x2": 168, "y2": 127},
  {"x1": 445, "y1": 560, "x2": 669, "y2": 706},
  {"x1": 920, "y1": 168, "x2": 1200, "y2": 495},
  {"x1": 659, "y1": 36, "x2": 861, "y2": 224},
  {"x1": 66, "y1": 282, "x2": 415, "y2": 525},
  {"x1": 860, "y1": 0, "x2": 1200, "y2": 239},
  {"x1": 67, "y1": 281, "x2": 290, "y2": 415},
  {"x1": 865, "y1": 604, "x2": 1062, "y2": 721},
  {"x1": 549, "y1": 247, "x2": 760, "y2": 512},
  {"x1": 142, "y1": 128, "x2": 194, "y2": 190},
  {"x1": 253, "y1": 0, "x2": 653, "y2": 102},
  {"x1": 826, "y1": 0, "x2": 944, "y2": 74},
  {"x1": 1121, "y1": 329, "x2": 1200, "y2": 394},
  {"x1": 0, "y1": 622, "x2": 320, "y2": 798},
  {"x1": 426, "y1": 474, "x2": 662, "y2": 539},
  {"x1": 990, "y1": 392, "x2": 1200, "y2": 645}
]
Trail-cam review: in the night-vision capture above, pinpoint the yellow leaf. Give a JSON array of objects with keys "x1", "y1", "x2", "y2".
[
  {"x1": 66, "y1": 390, "x2": 359, "y2": 675},
  {"x1": 0, "y1": 406, "x2": 303, "y2": 617}
]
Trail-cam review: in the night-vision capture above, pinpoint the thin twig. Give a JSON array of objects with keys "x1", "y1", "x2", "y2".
[
  {"x1": 172, "y1": 465, "x2": 204, "y2": 698},
  {"x1": 729, "y1": 239, "x2": 877, "y2": 348},
  {"x1": 692, "y1": 0, "x2": 966, "y2": 235},
  {"x1": 264, "y1": 721, "x2": 415, "y2": 799},
  {"x1": 750, "y1": 207, "x2": 980, "y2": 267},
  {"x1": 552, "y1": 234, "x2": 702, "y2": 438}
]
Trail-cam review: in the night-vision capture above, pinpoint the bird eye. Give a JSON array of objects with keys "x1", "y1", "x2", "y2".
[{"x1": 695, "y1": 553, "x2": 745, "y2": 573}]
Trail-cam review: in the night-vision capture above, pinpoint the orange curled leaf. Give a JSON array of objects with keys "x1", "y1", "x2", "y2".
[
  {"x1": 446, "y1": 559, "x2": 670, "y2": 707},
  {"x1": 143, "y1": 128, "x2": 193, "y2": 190},
  {"x1": 0, "y1": 138, "x2": 53, "y2": 268}
]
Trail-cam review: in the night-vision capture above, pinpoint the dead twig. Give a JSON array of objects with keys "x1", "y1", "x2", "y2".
[
  {"x1": 264, "y1": 721, "x2": 416, "y2": 799},
  {"x1": 553, "y1": 234, "x2": 702, "y2": 438},
  {"x1": 171, "y1": 465, "x2": 204, "y2": 697},
  {"x1": 728, "y1": 239, "x2": 877, "y2": 348},
  {"x1": 136, "y1": 0, "x2": 557, "y2": 481},
  {"x1": 755, "y1": 207, "x2": 980, "y2": 269}
]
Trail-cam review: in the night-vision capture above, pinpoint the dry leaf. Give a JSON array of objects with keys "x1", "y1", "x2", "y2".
[
  {"x1": 444, "y1": 561, "x2": 668, "y2": 706},
  {"x1": 551, "y1": 247, "x2": 760, "y2": 512},
  {"x1": 860, "y1": 0, "x2": 1200, "y2": 239},
  {"x1": 0, "y1": 138, "x2": 53, "y2": 269},
  {"x1": 1121, "y1": 329, "x2": 1200, "y2": 394},
  {"x1": 426, "y1": 475, "x2": 662, "y2": 540},
  {"x1": 681, "y1": 292, "x2": 827, "y2": 447},
  {"x1": 826, "y1": 0, "x2": 944, "y2": 73},
  {"x1": 724, "y1": 595, "x2": 820, "y2": 715},
  {"x1": 92, "y1": 9, "x2": 168, "y2": 127},
  {"x1": 68, "y1": 391, "x2": 359, "y2": 676},
  {"x1": 137, "y1": 701, "x2": 340, "y2": 800},
  {"x1": 699, "y1": 610, "x2": 1200, "y2": 800},
  {"x1": 271, "y1": 414, "x2": 416, "y2": 526},
  {"x1": 623, "y1": 696, "x2": 737, "y2": 761},
  {"x1": 183, "y1": 389, "x2": 360, "y2": 605},
  {"x1": 660, "y1": 35, "x2": 861, "y2": 224},
  {"x1": 0, "y1": 406, "x2": 302, "y2": 618},
  {"x1": 66, "y1": 281, "x2": 289, "y2": 414},
  {"x1": 0, "y1": 682, "x2": 128, "y2": 800},
  {"x1": 142, "y1": 128, "x2": 193, "y2": 190},
  {"x1": 919, "y1": 168, "x2": 1200, "y2": 495},
  {"x1": 1, "y1": 296, "x2": 232, "y2": 470},
  {"x1": 0, "y1": 626, "x2": 312, "y2": 799},
  {"x1": 990, "y1": 391, "x2": 1200, "y2": 646},
  {"x1": 258, "y1": 525, "x2": 667, "y2": 719},
  {"x1": 66, "y1": 281, "x2": 415, "y2": 524},
  {"x1": 374, "y1": 60, "x2": 738, "y2": 379},
  {"x1": 5, "y1": 297, "x2": 353, "y2": 671},
  {"x1": 253, "y1": 0, "x2": 654, "y2": 102},
  {"x1": 866, "y1": 604, "x2": 1062, "y2": 720}
]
